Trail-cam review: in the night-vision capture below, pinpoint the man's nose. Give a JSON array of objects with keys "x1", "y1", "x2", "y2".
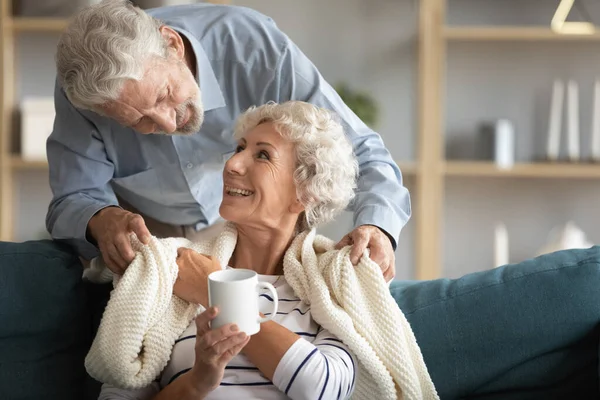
[{"x1": 152, "y1": 107, "x2": 177, "y2": 134}]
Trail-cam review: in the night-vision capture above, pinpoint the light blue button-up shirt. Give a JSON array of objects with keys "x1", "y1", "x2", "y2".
[{"x1": 46, "y1": 3, "x2": 411, "y2": 260}]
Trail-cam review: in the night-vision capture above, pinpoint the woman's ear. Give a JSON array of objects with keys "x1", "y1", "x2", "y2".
[
  {"x1": 158, "y1": 26, "x2": 185, "y2": 60},
  {"x1": 289, "y1": 198, "x2": 305, "y2": 214}
]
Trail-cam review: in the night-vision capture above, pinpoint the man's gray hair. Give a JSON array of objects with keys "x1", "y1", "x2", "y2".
[
  {"x1": 234, "y1": 101, "x2": 359, "y2": 229},
  {"x1": 55, "y1": 0, "x2": 167, "y2": 111}
]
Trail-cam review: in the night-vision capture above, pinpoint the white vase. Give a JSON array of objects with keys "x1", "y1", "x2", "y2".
[{"x1": 537, "y1": 221, "x2": 593, "y2": 256}]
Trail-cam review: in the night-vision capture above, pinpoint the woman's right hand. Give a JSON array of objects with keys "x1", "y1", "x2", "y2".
[
  {"x1": 190, "y1": 307, "x2": 250, "y2": 392},
  {"x1": 174, "y1": 249, "x2": 222, "y2": 306}
]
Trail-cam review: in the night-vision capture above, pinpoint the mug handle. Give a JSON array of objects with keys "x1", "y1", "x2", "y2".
[{"x1": 257, "y1": 281, "x2": 278, "y2": 323}]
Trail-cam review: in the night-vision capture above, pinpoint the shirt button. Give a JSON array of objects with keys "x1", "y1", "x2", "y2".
[{"x1": 186, "y1": 162, "x2": 193, "y2": 169}]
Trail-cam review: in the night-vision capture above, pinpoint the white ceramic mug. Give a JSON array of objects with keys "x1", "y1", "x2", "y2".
[{"x1": 208, "y1": 269, "x2": 278, "y2": 335}]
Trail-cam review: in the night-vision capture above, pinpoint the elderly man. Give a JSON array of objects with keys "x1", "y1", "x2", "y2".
[{"x1": 46, "y1": 0, "x2": 410, "y2": 280}]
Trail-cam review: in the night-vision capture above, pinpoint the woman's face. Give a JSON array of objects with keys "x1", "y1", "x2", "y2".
[{"x1": 219, "y1": 122, "x2": 303, "y2": 230}]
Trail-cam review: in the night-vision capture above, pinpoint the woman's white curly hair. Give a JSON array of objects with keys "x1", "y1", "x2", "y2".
[{"x1": 234, "y1": 101, "x2": 359, "y2": 229}]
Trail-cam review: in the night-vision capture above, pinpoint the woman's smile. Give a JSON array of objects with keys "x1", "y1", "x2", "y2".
[{"x1": 224, "y1": 185, "x2": 255, "y2": 197}]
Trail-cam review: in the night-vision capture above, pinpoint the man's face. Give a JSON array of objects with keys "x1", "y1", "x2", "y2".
[{"x1": 101, "y1": 57, "x2": 204, "y2": 135}]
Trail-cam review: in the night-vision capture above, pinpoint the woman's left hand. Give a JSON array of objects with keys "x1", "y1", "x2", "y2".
[
  {"x1": 335, "y1": 225, "x2": 396, "y2": 282},
  {"x1": 174, "y1": 248, "x2": 221, "y2": 306},
  {"x1": 190, "y1": 307, "x2": 250, "y2": 393}
]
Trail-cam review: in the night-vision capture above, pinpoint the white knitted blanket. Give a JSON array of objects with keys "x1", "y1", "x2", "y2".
[
  {"x1": 84, "y1": 223, "x2": 438, "y2": 399},
  {"x1": 83, "y1": 225, "x2": 238, "y2": 389}
]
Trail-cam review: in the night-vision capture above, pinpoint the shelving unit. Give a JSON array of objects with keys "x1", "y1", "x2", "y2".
[
  {"x1": 0, "y1": 0, "x2": 16, "y2": 241},
  {"x1": 0, "y1": 3, "x2": 69, "y2": 240},
  {"x1": 9, "y1": 157, "x2": 49, "y2": 170},
  {"x1": 10, "y1": 17, "x2": 68, "y2": 32},
  {"x1": 444, "y1": 26, "x2": 600, "y2": 41},
  {"x1": 443, "y1": 161, "x2": 600, "y2": 179},
  {"x1": 415, "y1": 0, "x2": 600, "y2": 279}
]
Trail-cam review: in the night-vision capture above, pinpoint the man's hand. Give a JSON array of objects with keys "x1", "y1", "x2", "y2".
[
  {"x1": 335, "y1": 225, "x2": 396, "y2": 282},
  {"x1": 174, "y1": 248, "x2": 222, "y2": 306},
  {"x1": 87, "y1": 206, "x2": 151, "y2": 275}
]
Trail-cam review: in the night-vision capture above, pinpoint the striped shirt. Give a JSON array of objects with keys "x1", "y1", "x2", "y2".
[{"x1": 99, "y1": 274, "x2": 357, "y2": 400}]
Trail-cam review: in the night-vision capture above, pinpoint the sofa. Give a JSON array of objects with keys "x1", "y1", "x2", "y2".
[{"x1": 0, "y1": 238, "x2": 599, "y2": 400}]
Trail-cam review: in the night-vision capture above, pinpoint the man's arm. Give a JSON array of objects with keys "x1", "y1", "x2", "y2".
[
  {"x1": 46, "y1": 80, "x2": 119, "y2": 259},
  {"x1": 272, "y1": 36, "x2": 411, "y2": 249}
]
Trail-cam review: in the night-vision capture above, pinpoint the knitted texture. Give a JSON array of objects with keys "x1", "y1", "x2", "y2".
[
  {"x1": 84, "y1": 222, "x2": 438, "y2": 399},
  {"x1": 284, "y1": 229, "x2": 439, "y2": 400},
  {"x1": 83, "y1": 225, "x2": 238, "y2": 389}
]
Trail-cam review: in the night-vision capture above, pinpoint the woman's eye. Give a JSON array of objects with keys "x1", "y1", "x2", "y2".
[
  {"x1": 235, "y1": 145, "x2": 244, "y2": 153},
  {"x1": 258, "y1": 150, "x2": 270, "y2": 160}
]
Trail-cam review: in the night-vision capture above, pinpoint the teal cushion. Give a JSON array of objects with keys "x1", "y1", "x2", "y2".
[
  {"x1": 390, "y1": 246, "x2": 600, "y2": 399},
  {"x1": 0, "y1": 240, "x2": 91, "y2": 400}
]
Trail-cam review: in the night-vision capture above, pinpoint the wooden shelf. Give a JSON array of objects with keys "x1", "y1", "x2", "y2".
[
  {"x1": 9, "y1": 17, "x2": 68, "y2": 32},
  {"x1": 397, "y1": 161, "x2": 417, "y2": 175},
  {"x1": 444, "y1": 161, "x2": 600, "y2": 178},
  {"x1": 9, "y1": 156, "x2": 48, "y2": 170},
  {"x1": 444, "y1": 26, "x2": 600, "y2": 42}
]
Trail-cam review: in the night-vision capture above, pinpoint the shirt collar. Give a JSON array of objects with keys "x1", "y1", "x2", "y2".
[{"x1": 171, "y1": 27, "x2": 226, "y2": 111}]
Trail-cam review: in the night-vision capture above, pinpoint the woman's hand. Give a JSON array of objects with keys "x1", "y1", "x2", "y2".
[
  {"x1": 174, "y1": 248, "x2": 222, "y2": 306},
  {"x1": 190, "y1": 307, "x2": 250, "y2": 392}
]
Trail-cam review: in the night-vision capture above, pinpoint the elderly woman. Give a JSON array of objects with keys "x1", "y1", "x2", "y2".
[{"x1": 89, "y1": 100, "x2": 434, "y2": 400}]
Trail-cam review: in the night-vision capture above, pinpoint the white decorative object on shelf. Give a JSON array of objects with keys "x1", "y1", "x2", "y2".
[
  {"x1": 20, "y1": 96, "x2": 55, "y2": 162},
  {"x1": 537, "y1": 221, "x2": 594, "y2": 256},
  {"x1": 494, "y1": 119, "x2": 514, "y2": 169},
  {"x1": 477, "y1": 119, "x2": 515, "y2": 169},
  {"x1": 547, "y1": 79, "x2": 564, "y2": 162},
  {"x1": 592, "y1": 79, "x2": 600, "y2": 162},
  {"x1": 494, "y1": 222, "x2": 509, "y2": 268},
  {"x1": 567, "y1": 80, "x2": 580, "y2": 162},
  {"x1": 551, "y1": 0, "x2": 596, "y2": 35}
]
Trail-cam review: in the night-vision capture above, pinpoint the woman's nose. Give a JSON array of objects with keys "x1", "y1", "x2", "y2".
[{"x1": 225, "y1": 152, "x2": 247, "y2": 175}]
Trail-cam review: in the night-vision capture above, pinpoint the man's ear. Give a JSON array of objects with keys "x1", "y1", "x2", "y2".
[{"x1": 158, "y1": 25, "x2": 185, "y2": 60}]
